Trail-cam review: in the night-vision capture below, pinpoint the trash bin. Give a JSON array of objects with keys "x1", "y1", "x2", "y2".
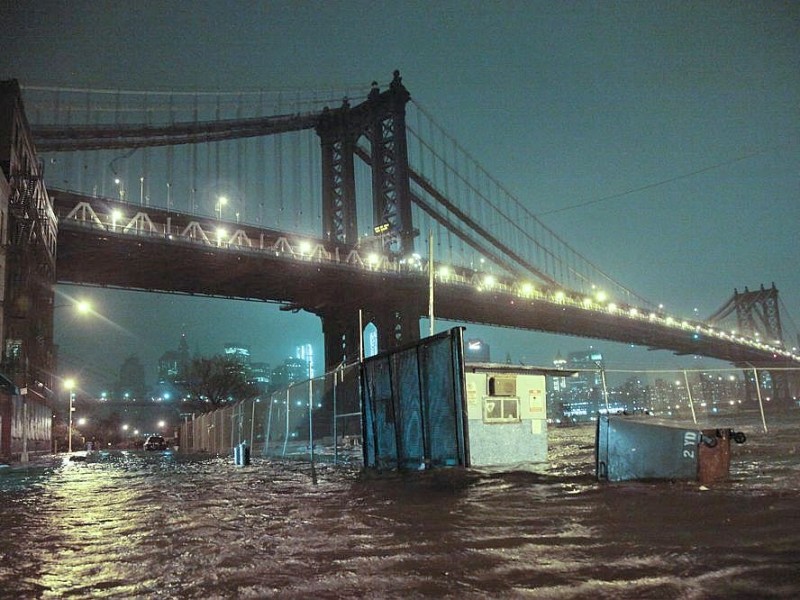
[
  {"x1": 596, "y1": 415, "x2": 745, "y2": 483},
  {"x1": 233, "y1": 442, "x2": 251, "y2": 466}
]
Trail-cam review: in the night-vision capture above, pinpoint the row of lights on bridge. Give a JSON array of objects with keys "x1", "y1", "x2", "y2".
[{"x1": 90, "y1": 204, "x2": 799, "y2": 363}]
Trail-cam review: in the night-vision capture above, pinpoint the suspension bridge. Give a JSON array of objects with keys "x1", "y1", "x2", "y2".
[{"x1": 8, "y1": 73, "x2": 800, "y2": 393}]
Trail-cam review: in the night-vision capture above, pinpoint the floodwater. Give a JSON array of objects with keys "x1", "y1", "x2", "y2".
[{"x1": 1, "y1": 412, "x2": 798, "y2": 599}]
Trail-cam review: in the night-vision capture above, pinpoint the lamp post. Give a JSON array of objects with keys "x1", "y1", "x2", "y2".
[
  {"x1": 217, "y1": 196, "x2": 228, "y2": 221},
  {"x1": 64, "y1": 378, "x2": 76, "y2": 453}
]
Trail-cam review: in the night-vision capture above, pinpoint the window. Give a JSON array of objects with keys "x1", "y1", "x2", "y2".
[{"x1": 483, "y1": 396, "x2": 520, "y2": 423}]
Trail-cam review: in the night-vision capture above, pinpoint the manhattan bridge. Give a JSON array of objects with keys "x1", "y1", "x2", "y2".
[{"x1": 10, "y1": 71, "x2": 800, "y2": 401}]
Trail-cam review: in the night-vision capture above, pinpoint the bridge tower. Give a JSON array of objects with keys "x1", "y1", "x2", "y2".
[
  {"x1": 316, "y1": 71, "x2": 420, "y2": 370},
  {"x1": 732, "y1": 284, "x2": 793, "y2": 404}
]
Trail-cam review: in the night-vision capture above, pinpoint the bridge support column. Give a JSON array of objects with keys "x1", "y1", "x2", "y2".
[
  {"x1": 317, "y1": 298, "x2": 423, "y2": 373},
  {"x1": 320, "y1": 310, "x2": 362, "y2": 373},
  {"x1": 365, "y1": 301, "x2": 422, "y2": 356}
]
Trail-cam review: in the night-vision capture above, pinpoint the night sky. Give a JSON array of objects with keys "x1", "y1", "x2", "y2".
[{"x1": 3, "y1": 1, "x2": 798, "y2": 393}]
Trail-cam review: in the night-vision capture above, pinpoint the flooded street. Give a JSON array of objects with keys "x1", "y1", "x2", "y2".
[{"x1": 1, "y1": 413, "x2": 799, "y2": 599}]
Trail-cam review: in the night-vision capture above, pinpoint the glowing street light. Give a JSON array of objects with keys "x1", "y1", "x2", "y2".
[
  {"x1": 75, "y1": 299, "x2": 91, "y2": 314},
  {"x1": 216, "y1": 227, "x2": 227, "y2": 246},
  {"x1": 111, "y1": 209, "x2": 123, "y2": 230}
]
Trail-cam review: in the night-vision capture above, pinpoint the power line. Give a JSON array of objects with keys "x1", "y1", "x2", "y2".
[{"x1": 538, "y1": 143, "x2": 791, "y2": 217}]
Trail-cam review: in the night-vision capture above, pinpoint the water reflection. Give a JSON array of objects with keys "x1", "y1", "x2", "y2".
[{"x1": 0, "y1": 414, "x2": 798, "y2": 598}]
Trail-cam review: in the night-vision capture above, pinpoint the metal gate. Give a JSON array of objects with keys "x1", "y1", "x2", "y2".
[{"x1": 361, "y1": 327, "x2": 468, "y2": 470}]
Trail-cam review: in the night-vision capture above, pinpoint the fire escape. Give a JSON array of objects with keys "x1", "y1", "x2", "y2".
[{"x1": 4, "y1": 161, "x2": 58, "y2": 403}]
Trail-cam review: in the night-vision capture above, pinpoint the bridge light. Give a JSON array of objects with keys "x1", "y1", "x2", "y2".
[
  {"x1": 483, "y1": 275, "x2": 496, "y2": 288},
  {"x1": 665, "y1": 317, "x2": 674, "y2": 325},
  {"x1": 596, "y1": 290, "x2": 607, "y2": 303},
  {"x1": 582, "y1": 297, "x2": 592, "y2": 308},
  {"x1": 367, "y1": 253, "x2": 380, "y2": 266},
  {"x1": 649, "y1": 312, "x2": 657, "y2": 320},
  {"x1": 438, "y1": 265, "x2": 450, "y2": 279},
  {"x1": 520, "y1": 282, "x2": 534, "y2": 296},
  {"x1": 607, "y1": 303, "x2": 617, "y2": 312},
  {"x1": 298, "y1": 240, "x2": 312, "y2": 255},
  {"x1": 629, "y1": 308, "x2": 638, "y2": 317},
  {"x1": 554, "y1": 291, "x2": 565, "y2": 302},
  {"x1": 216, "y1": 228, "x2": 227, "y2": 245},
  {"x1": 111, "y1": 209, "x2": 123, "y2": 229}
]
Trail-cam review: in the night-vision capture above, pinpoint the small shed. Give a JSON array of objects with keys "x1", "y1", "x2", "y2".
[{"x1": 464, "y1": 363, "x2": 551, "y2": 467}]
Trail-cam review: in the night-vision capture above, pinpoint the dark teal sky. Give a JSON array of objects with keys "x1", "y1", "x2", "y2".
[{"x1": 3, "y1": 1, "x2": 799, "y2": 391}]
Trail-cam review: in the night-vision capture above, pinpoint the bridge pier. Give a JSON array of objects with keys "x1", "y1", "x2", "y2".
[{"x1": 317, "y1": 298, "x2": 423, "y2": 373}]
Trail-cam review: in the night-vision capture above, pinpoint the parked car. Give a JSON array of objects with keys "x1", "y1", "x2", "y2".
[{"x1": 143, "y1": 434, "x2": 168, "y2": 451}]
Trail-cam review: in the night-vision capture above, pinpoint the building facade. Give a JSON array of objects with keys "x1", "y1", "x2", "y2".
[{"x1": 0, "y1": 80, "x2": 58, "y2": 461}]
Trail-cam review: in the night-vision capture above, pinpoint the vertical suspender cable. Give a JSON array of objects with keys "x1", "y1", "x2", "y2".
[
  {"x1": 166, "y1": 94, "x2": 175, "y2": 210},
  {"x1": 276, "y1": 91, "x2": 284, "y2": 228},
  {"x1": 191, "y1": 94, "x2": 198, "y2": 213},
  {"x1": 215, "y1": 94, "x2": 221, "y2": 208},
  {"x1": 256, "y1": 91, "x2": 265, "y2": 224},
  {"x1": 293, "y1": 91, "x2": 302, "y2": 230},
  {"x1": 236, "y1": 93, "x2": 244, "y2": 222},
  {"x1": 142, "y1": 92, "x2": 149, "y2": 206}
]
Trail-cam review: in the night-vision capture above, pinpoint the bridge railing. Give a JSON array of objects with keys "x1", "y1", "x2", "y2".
[{"x1": 57, "y1": 193, "x2": 800, "y2": 365}]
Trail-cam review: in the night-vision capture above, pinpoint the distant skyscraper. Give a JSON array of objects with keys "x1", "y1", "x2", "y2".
[
  {"x1": 296, "y1": 343, "x2": 314, "y2": 377},
  {"x1": 224, "y1": 343, "x2": 251, "y2": 364},
  {"x1": 116, "y1": 355, "x2": 147, "y2": 400},
  {"x1": 271, "y1": 357, "x2": 309, "y2": 389},
  {"x1": 561, "y1": 348, "x2": 605, "y2": 421},
  {"x1": 158, "y1": 333, "x2": 191, "y2": 384},
  {"x1": 249, "y1": 362, "x2": 271, "y2": 391}
]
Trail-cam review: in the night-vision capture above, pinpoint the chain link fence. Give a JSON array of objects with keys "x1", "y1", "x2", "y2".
[{"x1": 177, "y1": 362, "x2": 362, "y2": 464}]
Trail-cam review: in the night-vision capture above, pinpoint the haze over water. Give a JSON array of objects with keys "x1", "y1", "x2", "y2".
[{"x1": 1, "y1": 412, "x2": 798, "y2": 599}]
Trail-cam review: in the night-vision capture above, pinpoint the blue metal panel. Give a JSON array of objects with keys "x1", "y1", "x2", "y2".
[{"x1": 362, "y1": 327, "x2": 468, "y2": 470}]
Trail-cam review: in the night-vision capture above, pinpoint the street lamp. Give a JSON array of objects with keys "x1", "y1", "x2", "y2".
[
  {"x1": 217, "y1": 196, "x2": 228, "y2": 220},
  {"x1": 55, "y1": 298, "x2": 92, "y2": 315},
  {"x1": 64, "y1": 378, "x2": 76, "y2": 453}
]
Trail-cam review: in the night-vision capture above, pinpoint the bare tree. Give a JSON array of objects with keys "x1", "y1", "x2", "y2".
[{"x1": 183, "y1": 355, "x2": 258, "y2": 412}]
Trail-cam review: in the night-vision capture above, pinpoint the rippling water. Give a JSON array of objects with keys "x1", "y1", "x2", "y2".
[{"x1": 1, "y1": 412, "x2": 799, "y2": 599}]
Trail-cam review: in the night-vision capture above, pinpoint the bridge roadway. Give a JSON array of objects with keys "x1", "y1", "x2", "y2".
[{"x1": 51, "y1": 190, "x2": 799, "y2": 371}]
